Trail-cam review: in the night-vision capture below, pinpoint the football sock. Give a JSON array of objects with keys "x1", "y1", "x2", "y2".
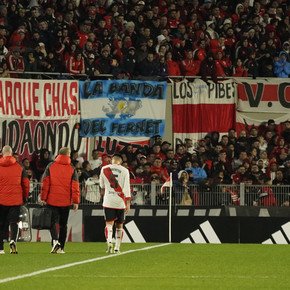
[
  {"x1": 115, "y1": 228, "x2": 123, "y2": 250},
  {"x1": 105, "y1": 225, "x2": 113, "y2": 243}
]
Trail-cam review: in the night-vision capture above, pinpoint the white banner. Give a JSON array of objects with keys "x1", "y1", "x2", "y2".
[
  {"x1": 0, "y1": 78, "x2": 85, "y2": 157},
  {"x1": 236, "y1": 78, "x2": 290, "y2": 113}
]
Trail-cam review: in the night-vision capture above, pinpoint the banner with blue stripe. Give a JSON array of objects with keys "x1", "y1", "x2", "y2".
[{"x1": 79, "y1": 80, "x2": 167, "y2": 137}]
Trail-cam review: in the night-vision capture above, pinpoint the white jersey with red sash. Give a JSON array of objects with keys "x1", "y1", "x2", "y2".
[{"x1": 99, "y1": 164, "x2": 131, "y2": 209}]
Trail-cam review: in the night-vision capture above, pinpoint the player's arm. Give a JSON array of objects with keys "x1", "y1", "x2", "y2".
[
  {"x1": 99, "y1": 168, "x2": 105, "y2": 197},
  {"x1": 21, "y1": 168, "x2": 30, "y2": 202},
  {"x1": 123, "y1": 170, "x2": 131, "y2": 213},
  {"x1": 100, "y1": 187, "x2": 105, "y2": 197},
  {"x1": 40, "y1": 163, "x2": 52, "y2": 204},
  {"x1": 71, "y1": 168, "x2": 80, "y2": 211}
]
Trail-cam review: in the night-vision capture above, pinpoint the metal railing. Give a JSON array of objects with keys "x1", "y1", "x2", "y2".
[
  {"x1": 6, "y1": 71, "x2": 288, "y2": 81},
  {"x1": 27, "y1": 181, "x2": 290, "y2": 207}
]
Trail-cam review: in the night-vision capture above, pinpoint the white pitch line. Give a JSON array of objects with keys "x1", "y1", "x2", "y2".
[
  {"x1": 49, "y1": 274, "x2": 272, "y2": 280},
  {"x1": 0, "y1": 243, "x2": 170, "y2": 284}
]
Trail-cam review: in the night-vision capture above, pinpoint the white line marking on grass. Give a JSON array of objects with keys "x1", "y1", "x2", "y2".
[
  {"x1": 0, "y1": 243, "x2": 170, "y2": 284},
  {"x1": 49, "y1": 274, "x2": 272, "y2": 280}
]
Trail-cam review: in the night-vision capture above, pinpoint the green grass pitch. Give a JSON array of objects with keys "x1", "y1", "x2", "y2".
[{"x1": 0, "y1": 242, "x2": 290, "y2": 290}]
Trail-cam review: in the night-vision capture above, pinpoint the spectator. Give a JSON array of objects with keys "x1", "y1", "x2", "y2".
[
  {"x1": 158, "y1": 55, "x2": 168, "y2": 78},
  {"x1": 66, "y1": 50, "x2": 85, "y2": 74},
  {"x1": 85, "y1": 53, "x2": 99, "y2": 77},
  {"x1": 110, "y1": 58, "x2": 124, "y2": 78},
  {"x1": 82, "y1": 41, "x2": 95, "y2": 60},
  {"x1": 27, "y1": 6, "x2": 40, "y2": 32},
  {"x1": 274, "y1": 51, "x2": 290, "y2": 77},
  {"x1": 175, "y1": 170, "x2": 192, "y2": 205},
  {"x1": 139, "y1": 163, "x2": 152, "y2": 183},
  {"x1": 151, "y1": 157, "x2": 169, "y2": 182},
  {"x1": 0, "y1": 37, "x2": 8, "y2": 63},
  {"x1": 35, "y1": 149, "x2": 51, "y2": 181},
  {"x1": 79, "y1": 161, "x2": 99, "y2": 184},
  {"x1": 200, "y1": 52, "x2": 217, "y2": 83},
  {"x1": 215, "y1": 50, "x2": 231, "y2": 77},
  {"x1": 233, "y1": 58, "x2": 248, "y2": 77},
  {"x1": 281, "y1": 121, "x2": 290, "y2": 144},
  {"x1": 165, "y1": 51, "x2": 181, "y2": 76},
  {"x1": 180, "y1": 50, "x2": 200, "y2": 76},
  {"x1": 235, "y1": 38, "x2": 253, "y2": 62},
  {"x1": 6, "y1": 47, "x2": 25, "y2": 77},
  {"x1": 206, "y1": 21, "x2": 219, "y2": 39},
  {"x1": 188, "y1": 159, "x2": 207, "y2": 184},
  {"x1": 96, "y1": 47, "x2": 112, "y2": 74},
  {"x1": 120, "y1": 145, "x2": 137, "y2": 165},
  {"x1": 136, "y1": 52, "x2": 160, "y2": 77},
  {"x1": 24, "y1": 49, "x2": 37, "y2": 77},
  {"x1": 233, "y1": 151, "x2": 248, "y2": 170},
  {"x1": 89, "y1": 149, "x2": 102, "y2": 170},
  {"x1": 212, "y1": 150, "x2": 232, "y2": 180},
  {"x1": 0, "y1": 59, "x2": 9, "y2": 78},
  {"x1": 244, "y1": 51, "x2": 259, "y2": 79},
  {"x1": 273, "y1": 169, "x2": 288, "y2": 186},
  {"x1": 253, "y1": 175, "x2": 277, "y2": 206},
  {"x1": 8, "y1": 26, "x2": 27, "y2": 49},
  {"x1": 77, "y1": 21, "x2": 91, "y2": 49},
  {"x1": 121, "y1": 47, "x2": 137, "y2": 77},
  {"x1": 232, "y1": 165, "x2": 248, "y2": 184},
  {"x1": 70, "y1": 150, "x2": 84, "y2": 168}
]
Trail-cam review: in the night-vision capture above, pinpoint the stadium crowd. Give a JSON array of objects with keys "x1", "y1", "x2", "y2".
[
  {"x1": 0, "y1": 0, "x2": 288, "y2": 79},
  {"x1": 23, "y1": 119, "x2": 290, "y2": 206}
]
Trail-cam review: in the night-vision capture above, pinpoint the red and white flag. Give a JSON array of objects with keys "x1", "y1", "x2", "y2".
[
  {"x1": 161, "y1": 176, "x2": 172, "y2": 193},
  {"x1": 235, "y1": 79, "x2": 290, "y2": 134},
  {"x1": 172, "y1": 79, "x2": 235, "y2": 145}
]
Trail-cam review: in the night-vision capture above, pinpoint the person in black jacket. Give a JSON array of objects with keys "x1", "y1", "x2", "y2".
[
  {"x1": 84, "y1": 53, "x2": 98, "y2": 78},
  {"x1": 158, "y1": 55, "x2": 168, "y2": 79},
  {"x1": 121, "y1": 47, "x2": 137, "y2": 77},
  {"x1": 199, "y1": 52, "x2": 217, "y2": 83},
  {"x1": 136, "y1": 52, "x2": 159, "y2": 77},
  {"x1": 96, "y1": 48, "x2": 112, "y2": 74}
]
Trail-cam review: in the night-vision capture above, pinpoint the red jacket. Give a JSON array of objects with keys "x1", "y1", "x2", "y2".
[
  {"x1": 258, "y1": 186, "x2": 276, "y2": 206},
  {"x1": 233, "y1": 65, "x2": 248, "y2": 77},
  {"x1": 151, "y1": 165, "x2": 169, "y2": 182},
  {"x1": 180, "y1": 59, "x2": 200, "y2": 76},
  {"x1": 215, "y1": 59, "x2": 230, "y2": 77},
  {"x1": 167, "y1": 60, "x2": 181, "y2": 76},
  {"x1": 41, "y1": 155, "x2": 80, "y2": 207},
  {"x1": 0, "y1": 156, "x2": 30, "y2": 206},
  {"x1": 66, "y1": 55, "x2": 85, "y2": 74}
]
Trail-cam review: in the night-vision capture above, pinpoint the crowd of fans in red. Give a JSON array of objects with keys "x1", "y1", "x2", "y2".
[
  {"x1": 1, "y1": 0, "x2": 290, "y2": 205},
  {"x1": 0, "y1": 0, "x2": 289, "y2": 79},
  {"x1": 21, "y1": 119, "x2": 290, "y2": 206}
]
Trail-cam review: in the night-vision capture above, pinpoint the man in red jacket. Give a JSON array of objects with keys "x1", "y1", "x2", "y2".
[
  {"x1": 40, "y1": 147, "x2": 80, "y2": 254},
  {"x1": 0, "y1": 145, "x2": 30, "y2": 254}
]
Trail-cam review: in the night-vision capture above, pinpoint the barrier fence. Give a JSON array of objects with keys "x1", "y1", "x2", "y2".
[{"x1": 28, "y1": 181, "x2": 290, "y2": 207}]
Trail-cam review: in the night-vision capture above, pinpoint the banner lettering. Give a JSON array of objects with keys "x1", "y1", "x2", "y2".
[
  {"x1": 79, "y1": 79, "x2": 167, "y2": 138},
  {"x1": 0, "y1": 79, "x2": 83, "y2": 158}
]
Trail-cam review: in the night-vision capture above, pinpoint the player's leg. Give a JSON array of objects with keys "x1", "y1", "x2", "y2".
[
  {"x1": 8, "y1": 206, "x2": 20, "y2": 254},
  {"x1": 114, "y1": 209, "x2": 125, "y2": 253},
  {"x1": 0, "y1": 205, "x2": 9, "y2": 254},
  {"x1": 58, "y1": 206, "x2": 70, "y2": 253},
  {"x1": 104, "y1": 208, "x2": 116, "y2": 253},
  {"x1": 49, "y1": 206, "x2": 61, "y2": 253}
]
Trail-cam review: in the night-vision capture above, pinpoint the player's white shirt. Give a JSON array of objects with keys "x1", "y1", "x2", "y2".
[
  {"x1": 89, "y1": 158, "x2": 102, "y2": 170},
  {"x1": 99, "y1": 164, "x2": 131, "y2": 209}
]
